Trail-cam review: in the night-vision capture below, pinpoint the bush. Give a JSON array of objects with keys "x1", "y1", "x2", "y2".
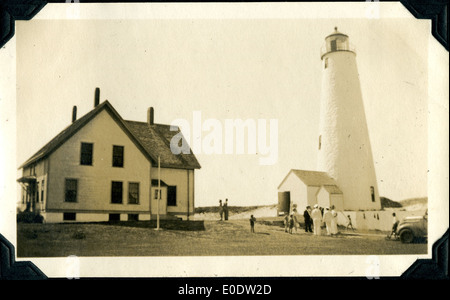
[
  {"x1": 72, "y1": 230, "x2": 86, "y2": 240},
  {"x1": 17, "y1": 211, "x2": 44, "y2": 223}
]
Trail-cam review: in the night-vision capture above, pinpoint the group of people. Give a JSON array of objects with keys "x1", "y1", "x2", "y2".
[
  {"x1": 283, "y1": 208, "x2": 302, "y2": 234},
  {"x1": 218, "y1": 199, "x2": 229, "y2": 221},
  {"x1": 286, "y1": 204, "x2": 340, "y2": 236}
]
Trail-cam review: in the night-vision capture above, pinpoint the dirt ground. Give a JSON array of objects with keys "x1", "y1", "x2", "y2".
[{"x1": 16, "y1": 218, "x2": 427, "y2": 257}]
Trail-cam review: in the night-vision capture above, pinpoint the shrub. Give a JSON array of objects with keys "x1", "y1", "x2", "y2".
[
  {"x1": 72, "y1": 230, "x2": 86, "y2": 240},
  {"x1": 17, "y1": 211, "x2": 44, "y2": 223}
]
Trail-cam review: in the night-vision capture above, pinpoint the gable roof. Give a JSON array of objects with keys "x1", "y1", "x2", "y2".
[
  {"x1": 278, "y1": 169, "x2": 338, "y2": 189},
  {"x1": 19, "y1": 101, "x2": 114, "y2": 169},
  {"x1": 321, "y1": 185, "x2": 343, "y2": 194},
  {"x1": 125, "y1": 121, "x2": 201, "y2": 169},
  {"x1": 19, "y1": 100, "x2": 200, "y2": 170}
]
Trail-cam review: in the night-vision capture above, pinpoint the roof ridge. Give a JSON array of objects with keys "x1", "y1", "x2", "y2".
[
  {"x1": 278, "y1": 169, "x2": 337, "y2": 189},
  {"x1": 20, "y1": 101, "x2": 200, "y2": 170},
  {"x1": 124, "y1": 120, "x2": 173, "y2": 126},
  {"x1": 292, "y1": 169, "x2": 329, "y2": 173}
]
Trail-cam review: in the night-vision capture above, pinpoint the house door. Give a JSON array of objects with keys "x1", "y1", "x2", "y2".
[
  {"x1": 278, "y1": 191, "x2": 290, "y2": 216},
  {"x1": 151, "y1": 187, "x2": 167, "y2": 215}
]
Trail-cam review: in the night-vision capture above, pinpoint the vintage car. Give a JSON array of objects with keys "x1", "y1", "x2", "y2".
[{"x1": 396, "y1": 211, "x2": 428, "y2": 243}]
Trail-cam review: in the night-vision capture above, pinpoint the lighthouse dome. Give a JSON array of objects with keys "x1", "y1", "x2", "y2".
[{"x1": 320, "y1": 27, "x2": 355, "y2": 59}]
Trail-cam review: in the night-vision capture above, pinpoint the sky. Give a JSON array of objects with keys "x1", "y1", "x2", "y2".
[{"x1": 13, "y1": 4, "x2": 431, "y2": 207}]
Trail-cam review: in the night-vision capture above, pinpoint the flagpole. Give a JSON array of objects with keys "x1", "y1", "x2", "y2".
[{"x1": 157, "y1": 155, "x2": 161, "y2": 230}]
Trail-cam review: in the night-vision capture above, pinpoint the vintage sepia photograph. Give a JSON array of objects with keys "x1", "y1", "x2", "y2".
[{"x1": 1, "y1": 2, "x2": 448, "y2": 278}]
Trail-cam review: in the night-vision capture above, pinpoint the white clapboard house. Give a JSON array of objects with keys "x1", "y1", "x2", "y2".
[{"x1": 17, "y1": 89, "x2": 200, "y2": 222}]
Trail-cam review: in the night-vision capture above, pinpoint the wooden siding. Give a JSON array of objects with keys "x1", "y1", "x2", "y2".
[
  {"x1": 152, "y1": 168, "x2": 195, "y2": 215},
  {"x1": 46, "y1": 109, "x2": 151, "y2": 213},
  {"x1": 316, "y1": 187, "x2": 344, "y2": 211},
  {"x1": 306, "y1": 186, "x2": 320, "y2": 208},
  {"x1": 316, "y1": 187, "x2": 330, "y2": 209},
  {"x1": 278, "y1": 172, "x2": 308, "y2": 212}
]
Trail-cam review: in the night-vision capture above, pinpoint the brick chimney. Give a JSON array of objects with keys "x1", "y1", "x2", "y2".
[
  {"x1": 147, "y1": 107, "x2": 154, "y2": 125},
  {"x1": 94, "y1": 87, "x2": 100, "y2": 107},
  {"x1": 72, "y1": 106, "x2": 77, "y2": 123}
]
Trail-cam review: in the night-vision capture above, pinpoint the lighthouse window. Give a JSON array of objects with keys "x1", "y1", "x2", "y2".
[
  {"x1": 330, "y1": 39, "x2": 337, "y2": 51},
  {"x1": 318, "y1": 135, "x2": 322, "y2": 150},
  {"x1": 324, "y1": 58, "x2": 328, "y2": 69},
  {"x1": 370, "y1": 186, "x2": 375, "y2": 202}
]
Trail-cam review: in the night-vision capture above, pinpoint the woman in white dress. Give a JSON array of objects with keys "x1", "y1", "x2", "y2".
[
  {"x1": 330, "y1": 205, "x2": 338, "y2": 235},
  {"x1": 311, "y1": 204, "x2": 322, "y2": 236},
  {"x1": 322, "y1": 208, "x2": 333, "y2": 235}
]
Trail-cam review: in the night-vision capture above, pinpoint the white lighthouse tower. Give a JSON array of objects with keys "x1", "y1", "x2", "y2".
[{"x1": 317, "y1": 27, "x2": 381, "y2": 210}]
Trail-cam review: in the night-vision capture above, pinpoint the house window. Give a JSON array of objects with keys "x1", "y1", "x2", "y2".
[
  {"x1": 65, "y1": 179, "x2": 78, "y2": 202},
  {"x1": 41, "y1": 179, "x2": 45, "y2": 203},
  {"x1": 63, "y1": 212, "x2": 76, "y2": 221},
  {"x1": 154, "y1": 189, "x2": 161, "y2": 200},
  {"x1": 324, "y1": 58, "x2": 328, "y2": 69},
  {"x1": 36, "y1": 182, "x2": 40, "y2": 203},
  {"x1": 370, "y1": 186, "x2": 375, "y2": 202},
  {"x1": 167, "y1": 186, "x2": 177, "y2": 206},
  {"x1": 112, "y1": 145, "x2": 124, "y2": 167},
  {"x1": 109, "y1": 214, "x2": 120, "y2": 221},
  {"x1": 29, "y1": 165, "x2": 35, "y2": 175},
  {"x1": 111, "y1": 181, "x2": 123, "y2": 204},
  {"x1": 128, "y1": 182, "x2": 139, "y2": 204},
  {"x1": 318, "y1": 135, "x2": 322, "y2": 150},
  {"x1": 80, "y1": 142, "x2": 93, "y2": 165}
]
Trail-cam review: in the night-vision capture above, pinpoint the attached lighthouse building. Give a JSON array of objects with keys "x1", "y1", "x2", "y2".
[{"x1": 278, "y1": 28, "x2": 381, "y2": 213}]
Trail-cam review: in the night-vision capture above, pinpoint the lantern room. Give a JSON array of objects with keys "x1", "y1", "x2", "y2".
[{"x1": 320, "y1": 27, "x2": 355, "y2": 59}]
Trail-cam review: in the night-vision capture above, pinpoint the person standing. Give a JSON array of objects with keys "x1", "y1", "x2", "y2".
[
  {"x1": 288, "y1": 214, "x2": 295, "y2": 234},
  {"x1": 311, "y1": 204, "x2": 322, "y2": 236},
  {"x1": 330, "y1": 205, "x2": 338, "y2": 235},
  {"x1": 303, "y1": 206, "x2": 313, "y2": 233},
  {"x1": 387, "y1": 212, "x2": 399, "y2": 239},
  {"x1": 346, "y1": 215, "x2": 355, "y2": 231},
  {"x1": 223, "y1": 199, "x2": 229, "y2": 220},
  {"x1": 284, "y1": 214, "x2": 289, "y2": 233},
  {"x1": 292, "y1": 208, "x2": 300, "y2": 233},
  {"x1": 249, "y1": 215, "x2": 256, "y2": 233},
  {"x1": 218, "y1": 200, "x2": 224, "y2": 221},
  {"x1": 322, "y1": 207, "x2": 333, "y2": 235}
]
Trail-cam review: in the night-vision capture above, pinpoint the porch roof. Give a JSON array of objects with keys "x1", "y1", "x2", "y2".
[
  {"x1": 16, "y1": 175, "x2": 37, "y2": 183},
  {"x1": 151, "y1": 179, "x2": 169, "y2": 187}
]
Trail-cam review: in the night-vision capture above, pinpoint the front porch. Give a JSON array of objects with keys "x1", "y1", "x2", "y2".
[{"x1": 17, "y1": 175, "x2": 44, "y2": 214}]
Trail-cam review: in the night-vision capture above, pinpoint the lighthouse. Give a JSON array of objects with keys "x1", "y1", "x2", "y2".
[{"x1": 316, "y1": 27, "x2": 381, "y2": 210}]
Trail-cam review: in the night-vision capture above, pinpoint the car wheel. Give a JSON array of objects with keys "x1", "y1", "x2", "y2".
[{"x1": 400, "y1": 229, "x2": 414, "y2": 243}]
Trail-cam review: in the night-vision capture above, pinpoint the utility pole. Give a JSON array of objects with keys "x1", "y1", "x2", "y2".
[{"x1": 156, "y1": 156, "x2": 161, "y2": 230}]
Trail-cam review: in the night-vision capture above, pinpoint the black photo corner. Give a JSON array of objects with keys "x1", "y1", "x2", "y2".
[{"x1": 0, "y1": 0, "x2": 448, "y2": 281}]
